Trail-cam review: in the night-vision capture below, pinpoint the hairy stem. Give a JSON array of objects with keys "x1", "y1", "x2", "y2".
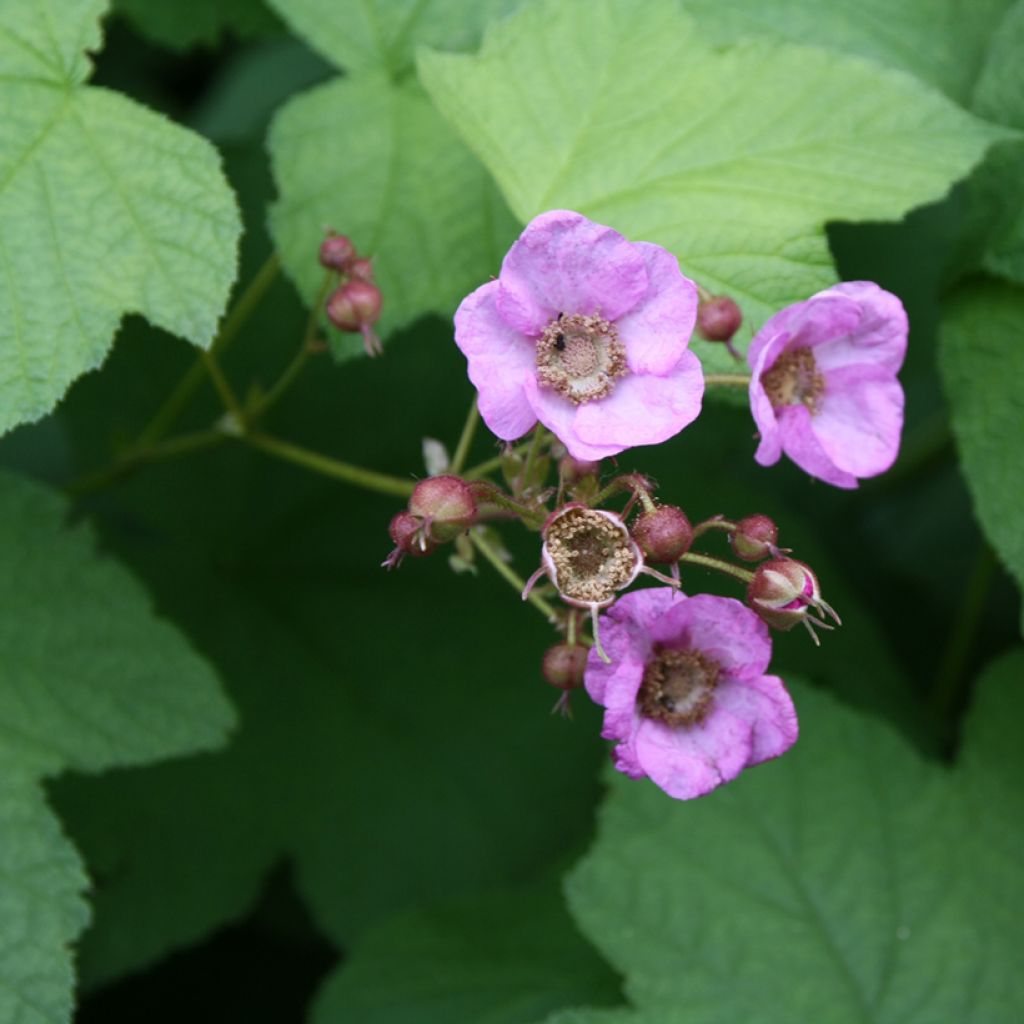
[
  {"x1": 450, "y1": 398, "x2": 480, "y2": 475},
  {"x1": 679, "y1": 550, "x2": 755, "y2": 585}
]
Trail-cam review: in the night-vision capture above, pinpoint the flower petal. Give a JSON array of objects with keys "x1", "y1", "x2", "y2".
[
  {"x1": 747, "y1": 292, "x2": 859, "y2": 368},
  {"x1": 617, "y1": 242, "x2": 698, "y2": 374},
  {"x1": 454, "y1": 280, "x2": 537, "y2": 440},
  {"x1": 573, "y1": 352, "x2": 704, "y2": 449},
  {"x1": 495, "y1": 211, "x2": 648, "y2": 335},
  {"x1": 750, "y1": 376, "x2": 782, "y2": 466},
  {"x1": 813, "y1": 282, "x2": 908, "y2": 375},
  {"x1": 814, "y1": 367, "x2": 904, "y2": 477},
  {"x1": 523, "y1": 375, "x2": 625, "y2": 461},
  {"x1": 777, "y1": 405, "x2": 859, "y2": 488},
  {"x1": 714, "y1": 675, "x2": 798, "y2": 765},
  {"x1": 648, "y1": 594, "x2": 772, "y2": 679}
]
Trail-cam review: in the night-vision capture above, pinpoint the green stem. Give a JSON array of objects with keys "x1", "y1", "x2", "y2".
[
  {"x1": 519, "y1": 425, "x2": 548, "y2": 495},
  {"x1": 930, "y1": 544, "x2": 996, "y2": 723},
  {"x1": 679, "y1": 551, "x2": 755, "y2": 585},
  {"x1": 253, "y1": 269, "x2": 334, "y2": 420},
  {"x1": 704, "y1": 373, "x2": 750, "y2": 388},
  {"x1": 201, "y1": 350, "x2": 245, "y2": 426},
  {"x1": 691, "y1": 517, "x2": 736, "y2": 541},
  {"x1": 469, "y1": 529, "x2": 560, "y2": 623},
  {"x1": 463, "y1": 440, "x2": 533, "y2": 481},
  {"x1": 67, "y1": 429, "x2": 225, "y2": 497},
  {"x1": 137, "y1": 253, "x2": 280, "y2": 446},
  {"x1": 450, "y1": 398, "x2": 480, "y2": 475},
  {"x1": 243, "y1": 431, "x2": 415, "y2": 498}
]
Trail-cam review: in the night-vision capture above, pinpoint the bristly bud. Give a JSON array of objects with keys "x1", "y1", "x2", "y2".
[
  {"x1": 632, "y1": 505, "x2": 693, "y2": 563},
  {"x1": 747, "y1": 558, "x2": 840, "y2": 644},
  {"x1": 542, "y1": 643, "x2": 588, "y2": 717},
  {"x1": 408, "y1": 475, "x2": 477, "y2": 543},
  {"x1": 319, "y1": 231, "x2": 356, "y2": 271},
  {"x1": 730, "y1": 514, "x2": 779, "y2": 562},
  {"x1": 349, "y1": 257, "x2": 375, "y2": 282},
  {"x1": 383, "y1": 510, "x2": 436, "y2": 569},
  {"x1": 697, "y1": 295, "x2": 743, "y2": 343},
  {"x1": 326, "y1": 279, "x2": 384, "y2": 357}
]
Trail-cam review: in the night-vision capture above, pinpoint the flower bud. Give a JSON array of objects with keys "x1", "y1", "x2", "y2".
[
  {"x1": 349, "y1": 257, "x2": 375, "y2": 282},
  {"x1": 382, "y1": 510, "x2": 436, "y2": 569},
  {"x1": 319, "y1": 232, "x2": 356, "y2": 271},
  {"x1": 697, "y1": 295, "x2": 742, "y2": 343},
  {"x1": 730, "y1": 514, "x2": 778, "y2": 562},
  {"x1": 408, "y1": 475, "x2": 477, "y2": 543},
  {"x1": 632, "y1": 505, "x2": 693, "y2": 563},
  {"x1": 542, "y1": 643, "x2": 587, "y2": 691},
  {"x1": 747, "y1": 558, "x2": 840, "y2": 642},
  {"x1": 326, "y1": 279, "x2": 383, "y2": 356},
  {"x1": 559, "y1": 455, "x2": 601, "y2": 484}
]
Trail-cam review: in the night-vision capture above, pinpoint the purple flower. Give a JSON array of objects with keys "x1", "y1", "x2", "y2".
[
  {"x1": 585, "y1": 589, "x2": 797, "y2": 800},
  {"x1": 747, "y1": 281, "x2": 908, "y2": 489},
  {"x1": 454, "y1": 211, "x2": 703, "y2": 461}
]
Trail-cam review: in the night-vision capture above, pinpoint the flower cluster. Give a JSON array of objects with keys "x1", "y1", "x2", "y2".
[
  {"x1": 385, "y1": 209, "x2": 908, "y2": 802},
  {"x1": 320, "y1": 230, "x2": 384, "y2": 357}
]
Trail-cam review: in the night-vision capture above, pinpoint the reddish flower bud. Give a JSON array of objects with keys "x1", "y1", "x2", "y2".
[
  {"x1": 319, "y1": 232, "x2": 356, "y2": 271},
  {"x1": 730, "y1": 514, "x2": 778, "y2": 562},
  {"x1": 349, "y1": 257, "x2": 375, "y2": 282},
  {"x1": 409, "y1": 475, "x2": 477, "y2": 543},
  {"x1": 632, "y1": 505, "x2": 693, "y2": 563},
  {"x1": 542, "y1": 643, "x2": 587, "y2": 691},
  {"x1": 383, "y1": 510, "x2": 436, "y2": 569},
  {"x1": 697, "y1": 295, "x2": 743, "y2": 343},
  {"x1": 747, "y1": 558, "x2": 840, "y2": 643},
  {"x1": 326, "y1": 279, "x2": 383, "y2": 357}
]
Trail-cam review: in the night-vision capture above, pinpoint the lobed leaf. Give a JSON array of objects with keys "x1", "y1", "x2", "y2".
[
  {"x1": 0, "y1": 0, "x2": 241, "y2": 436},
  {"x1": 418, "y1": 0, "x2": 1011, "y2": 374}
]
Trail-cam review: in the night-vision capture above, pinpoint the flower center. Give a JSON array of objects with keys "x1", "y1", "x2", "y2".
[
  {"x1": 760, "y1": 347, "x2": 825, "y2": 414},
  {"x1": 535, "y1": 313, "x2": 628, "y2": 404},
  {"x1": 544, "y1": 507, "x2": 639, "y2": 606},
  {"x1": 637, "y1": 647, "x2": 721, "y2": 727}
]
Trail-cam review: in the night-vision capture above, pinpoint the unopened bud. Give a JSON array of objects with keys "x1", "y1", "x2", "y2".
[
  {"x1": 542, "y1": 644, "x2": 587, "y2": 691},
  {"x1": 409, "y1": 475, "x2": 477, "y2": 543},
  {"x1": 559, "y1": 455, "x2": 601, "y2": 484},
  {"x1": 349, "y1": 257, "x2": 375, "y2": 282},
  {"x1": 632, "y1": 505, "x2": 693, "y2": 563},
  {"x1": 697, "y1": 295, "x2": 742, "y2": 343},
  {"x1": 747, "y1": 558, "x2": 840, "y2": 643},
  {"x1": 326, "y1": 279, "x2": 383, "y2": 357},
  {"x1": 383, "y1": 510, "x2": 436, "y2": 569},
  {"x1": 319, "y1": 232, "x2": 356, "y2": 271},
  {"x1": 730, "y1": 514, "x2": 778, "y2": 562}
]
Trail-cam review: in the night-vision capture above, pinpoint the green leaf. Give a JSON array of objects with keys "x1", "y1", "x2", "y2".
[
  {"x1": 113, "y1": 0, "x2": 281, "y2": 51},
  {"x1": 546, "y1": 676, "x2": 1023, "y2": 1024},
  {"x1": 311, "y1": 875, "x2": 620, "y2": 1024},
  {"x1": 265, "y1": 0, "x2": 519, "y2": 78},
  {"x1": 0, "y1": 0, "x2": 241, "y2": 436},
  {"x1": 939, "y1": 280, "x2": 1024, "y2": 632},
  {"x1": 0, "y1": 469, "x2": 234, "y2": 1022},
  {"x1": 418, "y1": 0, "x2": 1010, "y2": 373},
  {"x1": 972, "y1": 0, "x2": 1024, "y2": 127},
  {"x1": 268, "y1": 71, "x2": 518, "y2": 358},
  {"x1": 679, "y1": 0, "x2": 1013, "y2": 103}
]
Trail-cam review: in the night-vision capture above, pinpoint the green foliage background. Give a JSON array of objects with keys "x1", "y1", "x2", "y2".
[{"x1": 0, "y1": 0, "x2": 1021, "y2": 1021}]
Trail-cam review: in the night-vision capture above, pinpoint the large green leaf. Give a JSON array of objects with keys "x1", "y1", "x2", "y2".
[
  {"x1": 939, "y1": 280, "x2": 1024, "y2": 631},
  {"x1": 0, "y1": 470, "x2": 234, "y2": 1023},
  {"x1": 268, "y1": 71, "x2": 518, "y2": 358},
  {"x1": 0, "y1": 0, "x2": 241, "y2": 436},
  {"x1": 418, "y1": 0, "x2": 1010, "y2": 373},
  {"x1": 311, "y1": 875, "x2": 620, "y2": 1024},
  {"x1": 542, "y1": 671, "x2": 1024, "y2": 1024},
  {"x1": 265, "y1": 0, "x2": 519, "y2": 78},
  {"x1": 679, "y1": 0, "x2": 1012, "y2": 104}
]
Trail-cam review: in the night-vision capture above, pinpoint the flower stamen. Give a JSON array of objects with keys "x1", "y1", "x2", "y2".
[
  {"x1": 536, "y1": 313, "x2": 627, "y2": 404},
  {"x1": 760, "y1": 347, "x2": 825, "y2": 414},
  {"x1": 637, "y1": 647, "x2": 721, "y2": 727}
]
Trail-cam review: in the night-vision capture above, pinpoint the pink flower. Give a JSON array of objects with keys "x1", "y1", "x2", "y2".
[
  {"x1": 585, "y1": 589, "x2": 797, "y2": 800},
  {"x1": 748, "y1": 281, "x2": 908, "y2": 489},
  {"x1": 454, "y1": 211, "x2": 703, "y2": 461}
]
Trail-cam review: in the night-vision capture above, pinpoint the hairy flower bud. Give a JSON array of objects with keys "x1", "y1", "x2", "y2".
[
  {"x1": 542, "y1": 643, "x2": 588, "y2": 691},
  {"x1": 382, "y1": 510, "x2": 436, "y2": 569},
  {"x1": 408, "y1": 475, "x2": 477, "y2": 543},
  {"x1": 349, "y1": 257, "x2": 375, "y2": 282},
  {"x1": 697, "y1": 295, "x2": 742, "y2": 343},
  {"x1": 730, "y1": 514, "x2": 778, "y2": 562},
  {"x1": 747, "y1": 558, "x2": 840, "y2": 643},
  {"x1": 326, "y1": 279, "x2": 384, "y2": 356},
  {"x1": 319, "y1": 231, "x2": 356, "y2": 271},
  {"x1": 632, "y1": 505, "x2": 693, "y2": 563}
]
